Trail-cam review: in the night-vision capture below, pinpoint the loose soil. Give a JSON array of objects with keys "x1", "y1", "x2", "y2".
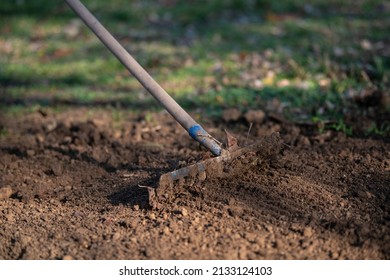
[{"x1": 0, "y1": 108, "x2": 389, "y2": 259}]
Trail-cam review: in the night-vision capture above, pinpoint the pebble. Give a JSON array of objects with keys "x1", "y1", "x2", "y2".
[
  {"x1": 303, "y1": 227, "x2": 313, "y2": 238},
  {"x1": 0, "y1": 187, "x2": 13, "y2": 200},
  {"x1": 238, "y1": 246, "x2": 248, "y2": 259},
  {"x1": 130, "y1": 219, "x2": 138, "y2": 228},
  {"x1": 191, "y1": 217, "x2": 200, "y2": 225},
  {"x1": 5, "y1": 213, "x2": 15, "y2": 222},
  {"x1": 44, "y1": 120, "x2": 57, "y2": 132},
  {"x1": 299, "y1": 136, "x2": 311, "y2": 146},
  {"x1": 51, "y1": 163, "x2": 64, "y2": 176},
  {"x1": 26, "y1": 149, "x2": 35, "y2": 157},
  {"x1": 149, "y1": 213, "x2": 156, "y2": 220},
  {"x1": 233, "y1": 233, "x2": 241, "y2": 239},
  {"x1": 20, "y1": 235, "x2": 32, "y2": 246},
  {"x1": 112, "y1": 232, "x2": 121, "y2": 241},
  {"x1": 181, "y1": 207, "x2": 188, "y2": 217},
  {"x1": 245, "y1": 232, "x2": 257, "y2": 243},
  {"x1": 289, "y1": 223, "x2": 301, "y2": 232},
  {"x1": 63, "y1": 255, "x2": 73, "y2": 260},
  {"x1": 133, "y1": 205, "x2": 140, "y2": 211},
  {"x1": 113, "y1": 130, "x2": 121, "y2": 139},
  {"x1": 256, "y1": 236, "x2": 266, "y2": 247},
  {"x1": 163, "y1": 227, "x2": 170, "y2": 235},
  {"x1": 130, "y1": 237, "x2": 137, "y2": 243},
  {"x1": 36, "y1": 134, "x2": 45, "y2": 143}
]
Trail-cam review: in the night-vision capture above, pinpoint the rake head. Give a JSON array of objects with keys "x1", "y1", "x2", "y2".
[{"x1": 143, "y1": 132, "x2": 282, "y2": 209}]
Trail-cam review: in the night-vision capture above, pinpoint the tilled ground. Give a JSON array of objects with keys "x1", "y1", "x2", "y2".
[{"x1": 0, "y1": 108, "x2": 389, "y2": 259}]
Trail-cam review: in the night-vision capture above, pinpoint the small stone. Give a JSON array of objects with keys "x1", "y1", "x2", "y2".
[
  {"x1": 238, "y1": 246, "x2": 248, "y2": 259},
  {"x1": 51, "y1": 163, "x2": 64, "y2": 176},
  {"x1": 113, "y1": 130, "x2": 121, "y2": 139},
  {"x1": 26, "y1": 149, "x2": 35, "y2": 157},
  {"x1": 181, "y1": 207, "x2": 188, "y2": 217},
  {"x1": 299, "y1": 136, "x2": 311, "y2": 146},
  {"x1": 0, "y1": 187, "x2": 13, "y2": 200},
  {"x1": 5, "y1": 213, "x2": 15, "y2": 222},
  {"x1": 130, "y1": 219, "x2": 138, "y2": 228},
  {"x1": 80, "y1": 239, "x2": 89, "y2": 248},
  {"x1": 112, "y1": 232, "x2": 121, "y2": 241},
  {"x1": 162, "y1": 213, "x2": 168, "y2": 220},
  {"x1": 360, "y1": 39, "x2": 372, "y2": 50},
  {"x1": 63, "y1": 255, "x2": 73, "y2": 260},
  {"x1": 149, "y1": 213, "x2": 156, "y2": 220},
  {"x1": 36, "y1": 134, "x2": 45, "y2": 143},
  {"x1": 303, "y1": 227, "x2": 313, "y2": 237},
  {"x1": 191, "y1": 217, "x2": 200, "y2": 225},
  {"x1": 44, "y1": 120, "x2": 57, "y2": 132},
  {"x1": 245, "y1": 232, "x2": 257, "y2": 243},
  {"x1": 244, "y1": 110, "x2": 265, "y2": 124},
  {"x1": 163, "y1": 227, "x2": 170, "y2": 235},
  {"x1": 64, "y1": 185, "x2": 72, "y2": 191},
  {"x1": 63, "y1": 136, "x2": 72, "y2": 144},
  {"x1": 289, "y1": 223, "x2": 301, "y2": 232},
  {"x1": 133, "y1": 205, "x2": 140, "y2": 211},
  {"x1": 233, "y1": 233, "x2": 241, "y2": 239},
  {"x1": 20, "y1": 235, "x2": 31, "y2": 246},
  {"x1": 198, "y1": 171, "x2": 206, "y2": 181}
]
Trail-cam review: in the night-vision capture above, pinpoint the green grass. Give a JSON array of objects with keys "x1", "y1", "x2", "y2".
[
  {"x1": 0, "y1": 127, "x2": 8, "y2": 138},
  {"x1": 1, "y1": 0, "x2": 389, "y2": 137}
]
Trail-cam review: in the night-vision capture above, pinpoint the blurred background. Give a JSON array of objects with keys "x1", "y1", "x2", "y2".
[{"x1": 0, "y1": 0, "x2": 389, "y2": 137}]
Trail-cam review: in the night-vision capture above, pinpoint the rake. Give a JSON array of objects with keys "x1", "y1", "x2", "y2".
[{"x1": 65, "y1": 0, "x2": 275, "y2": 208}]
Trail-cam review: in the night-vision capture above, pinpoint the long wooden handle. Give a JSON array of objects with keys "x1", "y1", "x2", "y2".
[{"x1": 64, "y1": 0, "x2": 222, "y2": 156}]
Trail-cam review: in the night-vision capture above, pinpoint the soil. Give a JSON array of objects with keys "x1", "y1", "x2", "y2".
[{"x1": 0, "y1": 108, "x2": 389, "y2": 260}]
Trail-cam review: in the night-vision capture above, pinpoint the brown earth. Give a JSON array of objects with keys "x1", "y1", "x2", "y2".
[{"x1": 0, "y1": 108, "x2": 389, "y2": 260}]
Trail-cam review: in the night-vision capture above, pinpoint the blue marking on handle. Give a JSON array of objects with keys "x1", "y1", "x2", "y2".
[
  {"x1": 188, "y1": 124, "x2": 203, "y2": 139},
  {"x1": 188, "y1": 124, "x2": 222, "y2": 156}
]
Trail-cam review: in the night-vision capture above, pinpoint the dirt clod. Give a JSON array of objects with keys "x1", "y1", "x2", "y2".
[
  {"x1": 244, "y1": 110, "x2": 265, "y2": 124},
  {"x1": 5, "y1": 213, "x2": 15, "y2": 222},
  {"x1": 112, "y1": 232, "x2": 121, "y2": 241},
  {"x1": 222, "y1": 108, "x2": 242, "y2": 122},
  {"x1": 303, "y1": 227, "x2": 314, "y2": 238},
  {"x1": 0, "y1": 187, "x2": 13, "y2": 200},
  {"x1": 163, "y1": 227, "x2": 170, "y2": 235},
  {"x1": 51, "y1": 163, "x2": 64, "y2": 176},
  {"x1": 181, "y1": 207, "x2": 188, "y2": 217}
]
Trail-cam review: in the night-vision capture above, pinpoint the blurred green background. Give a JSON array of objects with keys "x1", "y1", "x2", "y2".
[{"x1": 0, "y1": 0, "x2": 389, "y2": 136}]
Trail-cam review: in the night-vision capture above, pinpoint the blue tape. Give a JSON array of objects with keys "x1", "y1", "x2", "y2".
[
  {"x1": 188, "y1": 124, "x2": 222, "y2": 156},
  {"x1": 189, "y1": 124, "x2": 204, "y2": 139}
]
